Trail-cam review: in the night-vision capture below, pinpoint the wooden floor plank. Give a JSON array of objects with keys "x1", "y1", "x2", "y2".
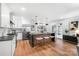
[{"x1": 14, "y1": 39, "x2": 78, "y2": 56}]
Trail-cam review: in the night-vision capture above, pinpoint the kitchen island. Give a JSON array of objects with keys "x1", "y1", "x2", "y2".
[{"x1": 29, "y1": 33, "x2": 55, "y2": 47}]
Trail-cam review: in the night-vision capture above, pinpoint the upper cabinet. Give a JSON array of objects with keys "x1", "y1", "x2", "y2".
[
  {"x1": 14, "y1": 16, "x2": 22, "y2": 28},
  {"x1": 1, "y1": 4, "x2": 11, "y2": 28},
  {"x1": 0, "y1": 3, "x2": 1, "y2": 27},
  {"x1": 9, "y1": 13, "x2": 15, "y2": 28}
]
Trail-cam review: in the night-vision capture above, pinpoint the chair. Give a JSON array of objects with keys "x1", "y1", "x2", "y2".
[
  {"x1": 35, "y1": 35, "x2": 44, "y2": 46},
  {"x1": 50, "y1": 33, "x2": 55, "y2": 42},
  {"x1": 50, "y1": 36, "x2": 55, "y2": 38},
  {"x1": 43, "y1": 35, "x2": 50, "y2": 43},
  {"x1": 50, "y1": 36, "x2": 55, "y2": 42}
]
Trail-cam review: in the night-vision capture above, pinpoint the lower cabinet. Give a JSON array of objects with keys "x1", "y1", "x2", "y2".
[
  {"x1": 12, "y1": 36, "x2": 16, "y2": 56},
  {"x1": 0, "y1": 41, "x2": 12, "y2": 56},
  {"x1": 0, "y1": 36, "x2": 16, "y2": 56},
  {"x1": 17, "y1": 33, "x2": 22, "y2": 40}
]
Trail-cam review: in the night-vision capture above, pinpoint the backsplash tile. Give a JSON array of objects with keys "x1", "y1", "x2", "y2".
[{"x1": 0, "y1": 28, "x2": 9, "y2": 37}]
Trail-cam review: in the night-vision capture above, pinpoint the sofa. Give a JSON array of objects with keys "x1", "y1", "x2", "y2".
[{"x1": 63, "y1": 35, "x2": 78, "y2": 45}]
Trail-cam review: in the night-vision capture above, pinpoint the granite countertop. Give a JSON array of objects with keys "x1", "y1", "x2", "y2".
[
  {"x1": 0, "y1": 35, "x2": 15, "y2": 41},
  {"x1": 30, "y1": 32, "x2": 52, "y2": 35}
]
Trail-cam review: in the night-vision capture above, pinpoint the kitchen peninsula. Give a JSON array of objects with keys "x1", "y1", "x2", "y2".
[
  {"x1": 29, "y1": 33, "x2": 55, "y2": 47},
  {"x1": 0, "y1": 27, "x2": 17, "y2": 56},
  {"x1": 0, "y1": 34, "x2": 17, "y2": 56}
]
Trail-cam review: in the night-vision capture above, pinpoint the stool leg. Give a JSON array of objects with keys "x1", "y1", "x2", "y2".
[
  {"x1": 42, "y1": 39, "x2": 45, "y2": 45},
  {"x1": 36, "y1": 40, "x2": 38, "y2": 46},
  {"x1": 51, "y1": 37, "x2": 55, "y2": 42},
  {"x1": 43, "y1": 38, "x2": 46, "y2": 44},
  {"x1": 40, "y1": 40, "x2": 43, "y2": 46}
]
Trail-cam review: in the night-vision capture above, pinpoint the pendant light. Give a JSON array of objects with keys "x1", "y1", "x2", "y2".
[
  {"x1": 35, "y1": 16, "x2": 38, "y2": 25},
  {"x1": 45, "y1": 17, "x2": 48, "y2": 26},
  {"x1": 46, "y1": 24, "x2": 48, "y2": 25}
]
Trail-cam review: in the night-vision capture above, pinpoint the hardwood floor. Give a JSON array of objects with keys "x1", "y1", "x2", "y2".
[{"x1": 14, "y1": 39, "x2": 78, "y2": 56}]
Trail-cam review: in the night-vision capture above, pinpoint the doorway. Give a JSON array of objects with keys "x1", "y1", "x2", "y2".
[{"x1": 56, "y1": 23, "x2": 63, "y2": 39}]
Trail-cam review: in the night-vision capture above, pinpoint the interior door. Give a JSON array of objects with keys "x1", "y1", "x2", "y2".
[
  {"x1": 56, "y1": 23, "x2": 63, "y2": 39},
  {"x1": 52, "y1": 25, "x2": 56, "y2": 33}
]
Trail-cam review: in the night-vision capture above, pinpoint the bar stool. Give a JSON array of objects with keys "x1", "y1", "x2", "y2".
[
  {"x1": 43, "y1": 35, "x2": 50, "y2": 43},
  {"x1": 50, "y1": 36, "x2": 55, "y2": 42},
  {"x1": 50, "y1": 36, "x2": 54, "y2": 38},
  {"x1": 35, "y1": 37, "x2": 44, "y2": 46}
]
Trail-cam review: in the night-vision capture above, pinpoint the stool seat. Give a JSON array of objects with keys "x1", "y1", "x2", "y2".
[
  {"x1": 50, "y1": 36, "x2": 55, "y2": 38},
  {"x1": 36, "y1": 37, "x2": 43, "y2": 40},
  {"x1": 44, "y1": 37, "x2": 49, "y2": 39}
]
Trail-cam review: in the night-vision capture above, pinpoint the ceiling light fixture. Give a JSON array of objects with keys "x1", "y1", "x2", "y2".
[
  {"x1": 35, "y1": 16, "x2": 38, "y2": 25},
  {"x1": 46, "y1": 24, "x2": 48, "y2": 25},
  {"x1": 21, "y1": 7, "x2": 26, "y2": 11}
]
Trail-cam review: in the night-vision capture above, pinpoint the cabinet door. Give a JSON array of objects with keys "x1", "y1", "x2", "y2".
[
  {"x1": 14, "y1": 16, "x2": 22, "y2": 28},
  {"x1": 12, "y1": 36, "x2": 16, "y2": 56},
  {"x1": 0, "y1": 41, "x2": 12, "y2": 56},
  {"x1": 17, "y1": 33, "x2": 22, "y2": 40},
  {"x1": 1, "y1": 4, "x2": 10, "y2": 27},
  {"x1": 0, "y1": 4, "x2": 1, "y2": 27},
  {"x1": 12, "y1": 41, "x2": 15, "y2": 56}
]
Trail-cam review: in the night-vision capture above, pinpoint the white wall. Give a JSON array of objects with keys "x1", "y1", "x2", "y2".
[
  {"x1": 14, "y1": 16, "x2": 22, "y2": 28},
  {"x1": 47, "y1": 10, "x2": 79, "y2": 34},
  {"x1": 21, "y1": 17, "x2": 30, "y2": 25},
  {"x1": 45, "y1": 22, "x2": 57, "y2": 33},
  {"x1": 46, "y1": 24, "x2": 53, "y2": 33},
  {"x1": 53, "y1": 16, "x2": 79, "y2": 36},
  {"x1": 61, "y1": 10, "x2": 79, "y2": 19},
  {"x1": 13, "y1": 16, "x2": 31, "y2": 28},
  {"x1": 47, "y1": 15, "x2": 79, "y2": 39}
]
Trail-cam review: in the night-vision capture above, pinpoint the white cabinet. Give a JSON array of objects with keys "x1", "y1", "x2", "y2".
[
  {"x1": 0, "y1": 41, "x2": 12, "y2": 56},
  {"x1": 14, "y1": 16, "x2": 22, "y2": 28},
  {"x1": 1, "y1": 4, "x2": 11, "y2": 27},
  {"x1": 76, "y1": 44, "x2": 79, "y2": 56},
  {"x1": 0, "y1": 4, "x2": 1, "y2": 26},
  {"x1": 17, "y1": 33, "x2": 22, "y2": 40},
  {"x1": 12, "y1": 36, "x2": 16, "y2": 56},
  {"x1": 0, "y1": 36, "x2": 16, "y2": 56}
]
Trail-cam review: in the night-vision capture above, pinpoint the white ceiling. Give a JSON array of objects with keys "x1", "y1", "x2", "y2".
[{"x1": 5, "y1": 3, "x2": 79, "y2": 23}]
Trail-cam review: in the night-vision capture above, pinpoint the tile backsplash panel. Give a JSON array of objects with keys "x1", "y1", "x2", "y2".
[{"x1": 0, "y1": 28, "x2": 9, "y2": 37}]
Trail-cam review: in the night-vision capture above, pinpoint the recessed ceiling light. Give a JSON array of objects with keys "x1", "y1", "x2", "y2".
[
  {"x1": 21, "y1": 7, "x2": 26, "y2": 11},
  {"x1": 60, "y1": 16, "x2": 64, "y2": 19}
]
